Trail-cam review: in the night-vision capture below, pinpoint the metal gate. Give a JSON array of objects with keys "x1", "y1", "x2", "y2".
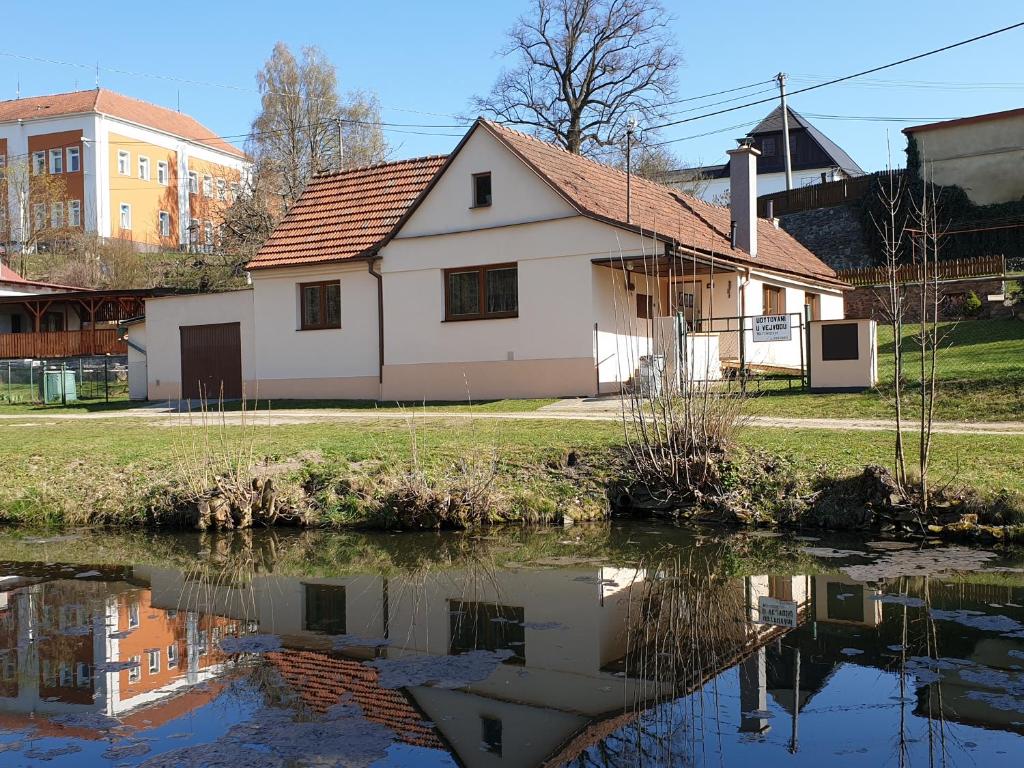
[{"x1": 179, "y1": 322, "x2": 242, "y2": 401}]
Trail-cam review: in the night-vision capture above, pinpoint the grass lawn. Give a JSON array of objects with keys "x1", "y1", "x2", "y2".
[
  {"x1": 1, "y1": 414, "x2": 1021, "y2": 527},
  {"x1": 747, "y1": 318, "x2": 1024, "y2": 421}
]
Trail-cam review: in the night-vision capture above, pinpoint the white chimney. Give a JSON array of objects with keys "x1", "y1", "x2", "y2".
[{"x1": 727, "y1": 139, "x2": 761, "y2": 257}]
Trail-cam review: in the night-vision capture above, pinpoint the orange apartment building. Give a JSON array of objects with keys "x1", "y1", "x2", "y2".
[{"x1": 0, "y1": 88, "x2": 248, "y2": 250}]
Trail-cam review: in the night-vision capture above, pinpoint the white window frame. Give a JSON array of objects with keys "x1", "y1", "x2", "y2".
[
  {"x1": 68, "y1": 199, "x2": 81, "y2": 227},
  {"x1": 49, "y1": 148, "x2": 63, "y2": 174},
  {"x1": 76, "y1": 662, "x2": 91, "y2": 688},
  {"x1": 216, "y1": 178, "x2": 226, "y2": 201},
  {"x1": 158, "y1": 210, "x2": 171, "y2": 237},
  {"x1": 50, "y1": 202, "x2": 64, "y2": 229},
  {"x1": 157, "y1": 160, "x2": 169, "y2": 186},
  {"x1": 117, "y1": 150, "x2": 130, "y2": 175},
  {"x1": 188, "y1": 171, "x2": 198, "y2": 194},
  {"x1": 138, "y1": 155, "x2": 151, "y2": 181},
  {"x1": 119, "y1": 203, "x2": 132, "y2": 230},
  {"x1": 32, "y1": 151, "x2": 45, "y2": 175},
  {"x1": 128, "y1": 600, "x2": 140, "y2": 627},
  {"x1": 128, "y1": 656, "x2": 141, "y2": 683},
  {"x1": 167, "y1": 644, "x2": 179, "y2": 668},
  {"x1": 59, "y1": 663, "x2": 74, "y2": 687},
  {"x1": 33, "y1": 203, "x2": 47, "y2": 230},
  {"x1": 202, "y1": 174, "x2": 212, "y2": 197},
  {"x1": 66, "y1": 146, "x2": 80, "y2": 172},
  {"x1": 147, "y1": 649, "x2": 161, "y2": 674}
]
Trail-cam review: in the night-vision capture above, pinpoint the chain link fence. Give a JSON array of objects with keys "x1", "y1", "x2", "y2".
[{"x1": 0, "y1": 356, "x2": 129, "y2": 405}]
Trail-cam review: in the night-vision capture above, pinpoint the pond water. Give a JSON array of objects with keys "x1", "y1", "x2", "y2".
[{"x1": 0, "y1": 524, "x2": 1023, "y2": 767}]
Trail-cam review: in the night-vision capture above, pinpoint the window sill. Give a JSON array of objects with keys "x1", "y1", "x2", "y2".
[
  {"x1": 468, "y1": 203, "x2": 492, "y2": 210},
  {"x1": 297, "y1": 326, "x2": 342, "y2": 332},
  {"x1": 442, "y1": 314, "x2": 518, "y2": 323}
]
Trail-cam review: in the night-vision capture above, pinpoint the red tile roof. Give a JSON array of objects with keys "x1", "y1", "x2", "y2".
[
  {"x1": 0, "y1": 262, "x2": 84, "y2": 291},
  {"x1": 265, "y1": 650, "x2": 446, "y2": 751},
  {"x1": 0, "y1": 89, "x2": 244, "y2": 158},
  {"x1": 247, "y1": 155, "x2": 448, "y2": 270},
  {"x1": 475, "y1": 120, "x2": 843, "y2": 286}
]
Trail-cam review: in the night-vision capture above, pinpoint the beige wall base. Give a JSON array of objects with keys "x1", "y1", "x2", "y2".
[
  {"x1": 148, "y1": 377, "x2": 379, "y2": 402},
  {"x1": 381, "y1": 358, "x2": 596, "y2": 401}
]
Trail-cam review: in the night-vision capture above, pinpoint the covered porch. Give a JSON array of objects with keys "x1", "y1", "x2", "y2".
[{"x1": 0, "y1": 289, "x2": 154, "y2": 359}]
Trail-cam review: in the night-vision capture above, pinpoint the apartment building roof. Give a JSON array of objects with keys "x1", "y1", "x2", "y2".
[{"x1": 0, "y1": 88, "x2": 244, "y2": 158}]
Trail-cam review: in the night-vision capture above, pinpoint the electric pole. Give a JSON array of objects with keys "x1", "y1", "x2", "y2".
[{"x1": 776, "y1": 72, "x2": 794, "y2": 192}]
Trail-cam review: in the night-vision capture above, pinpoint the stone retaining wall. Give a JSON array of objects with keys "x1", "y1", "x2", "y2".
[{"x1": 845, "y1": 278, "x2": 1007, "y2": 321}]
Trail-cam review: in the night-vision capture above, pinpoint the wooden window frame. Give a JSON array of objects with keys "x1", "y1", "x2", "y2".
[
  {"x1": 299, "y1": 280, "x2": 341, "y2": 331},
  {"x1": 636, "y1": 293, "x2": 654, "y2": 320},
  {"x1": 762, "y1": 285, "x2": 785, "y2": 315},
  {"x1": 444, "y1": 262, "x2": 518, "y2": 322},
  {"x1": 471, "y1": 172, "x2": 492, "y2": 208}
]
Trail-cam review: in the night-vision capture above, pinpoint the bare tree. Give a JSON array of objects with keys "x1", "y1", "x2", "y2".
[
  {"x1": 473, "y1": 0, "x2": 680, "y2": 156},
  {"x1": 250, "y1": 42, "x2": 389, "y2": 212},
  {"x1": 0, "y1": 156, "x2": 70, "y2": 264}
]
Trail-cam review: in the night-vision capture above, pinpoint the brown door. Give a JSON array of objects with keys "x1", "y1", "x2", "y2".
[{"x1": 179, "y1": 322, "x2": 242, "y2": 400}]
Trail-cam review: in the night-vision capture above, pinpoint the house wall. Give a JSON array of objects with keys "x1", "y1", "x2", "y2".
[
  {"x1": 908, "y1": 114, "x2": 1024, "y2": 205},
  {"x1": 143, "y1": 289, "x2": 255, "y2": 400},
  {"x1": 126, "y1": 322, "x2": 147, "y2": 400},
  {"x1": 250, "y1": 262, "x2": 380, "y2": 400},
  {"x1": 107, "y1": 132, "x2": 180, "y2": 247},
  {"x1": 694, "y1": 167, "x2": 848, "y2": 203}
]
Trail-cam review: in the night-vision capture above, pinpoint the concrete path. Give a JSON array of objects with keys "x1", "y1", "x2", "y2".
[{"x1": 0, "y1": 398, "x2": 1021, "y2": 436}]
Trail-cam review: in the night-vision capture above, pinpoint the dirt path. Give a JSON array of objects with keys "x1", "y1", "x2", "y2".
[{"x1": 0, "y1": 399, "x2": 1022, "y2": 435}]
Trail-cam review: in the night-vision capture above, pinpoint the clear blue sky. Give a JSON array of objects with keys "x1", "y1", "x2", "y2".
[{"x1": 3, "y1": 1, "x2": 1023, "y2": 172}]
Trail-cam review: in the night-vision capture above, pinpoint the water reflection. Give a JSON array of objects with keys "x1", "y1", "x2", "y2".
[{"x1": 0, "y1": 529, "x2": 1022, "y2": 767}]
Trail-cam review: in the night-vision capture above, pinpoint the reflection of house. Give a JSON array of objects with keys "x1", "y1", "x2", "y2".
[
  {"x1": 0, "y1": 88, "x2": 247, "y2": 250},
  {"x1": 665, "y1": 106, "x2": 865, "y2": 203},
  {"x1": 133, "y1": 117, "x2": 847, "y2": 400}
]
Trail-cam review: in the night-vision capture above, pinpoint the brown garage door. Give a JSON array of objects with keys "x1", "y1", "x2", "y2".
[{"x1": 180, "y1": 322, "x2": 242, "y2": 400}]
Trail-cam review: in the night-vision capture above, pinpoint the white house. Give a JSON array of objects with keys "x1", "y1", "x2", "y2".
[
  {"x1": 131, "y1": 118, "x2": 847, "y2": 402},
  {"x1": 664, "y1": 106, "x2": 865, "y2": 203}
]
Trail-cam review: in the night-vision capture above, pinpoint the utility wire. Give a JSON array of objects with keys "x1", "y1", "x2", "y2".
[{"x1": 651, "y1": 21, "x2": 1024, "y2": 138}]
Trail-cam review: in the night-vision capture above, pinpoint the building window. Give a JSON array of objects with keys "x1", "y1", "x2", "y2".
[
  {"x1": 128, "y1": 657, "x2": 141, "y2": 684},
  {"x1": 763, "y1": 285, "x2": 785, "y2": 315},
  {"x1": 128, "y1": 600, "x2": 140, "y2": 628},
  {"x1": 50, "y1": 202, "x2": 64, "y2": 229},
  {"x1": 299, "y1": 281, "x2": 341, "y2": 331},
  {"x1": 472, "y1": 172, "x2": 492, "y2": 207},
  {"x1": 804, "y1": 292, "x2": 820, "y2": 321},
  {"x1": 68, "y1": 200, "x2": 81, "y2": 227},
  {"x1": 761, "y1": 136, "x2": 776, "y2": 157},
  {"x1": 147, "y1": 650, "x2": 160, "y2": 675},
  {"x1": 215, "y1": 178, "x2": 226, "y2": 201},
  {"x1": 481, "y1": 716, "x2": 503, "y2": 756},
  {"x1": 444, "y1": 264, "x2": 518, "y2": 321},
  {"x1": 41, "y1": 312, "x2": 64, "y2": 332},
  {"x1": 119, "y1": 203, "x2": 132, "y2": 230},
  {"x1": 167, "y1": 644, "x2": 179, "y2": 668},
  {"x1": 229, "y1": 182, "x2": 240, "y2": 200},
  {"x1": 158, "y1": 211, "x2": 171, "y2": 237},
  {"x1": 117, "y1": 150, "x2": 130, "y2": 175},
  {"x1": 202, "y1": 174, "x2": 212, "y2": 196},
  {"x1": 303, "y1": 584, "x2": 346, "y2": 633},
  {"x1": 66, "y1": 146, "x2": 80, "y2": 172},
  {"x1": 449, "y1": 601, "x2": 525, "y2": 664},
  {"x1": 188, "y1": 171, "x2": 198, "y2": 194},
  {"x1": 59, "y1": 663, "x2": 74, "y2": 688},
  {"x1": 138, "y1": 156, "x2": 150, "y2": 181},
  {"x1": 76, "y1": 662, "x2": 91, "y2": 688},
  {"x1": 203, "y1": 220, "x2": 214, "y2": 245},
  {"x1": 49, "y1": 148, "x2": 63, "y2": 174},
  {"x1": 32, "y1": 151, "x2": 45, "y2": 175},
  {"x1": 33, "y1": 203, "x2": 47, "y2": 230},
  {"x1": 636, "y1": 293, "x2": 654, "y2": 319},
  {"x1": 157, "y1": 160, "x2": 169, "y2": 185}
]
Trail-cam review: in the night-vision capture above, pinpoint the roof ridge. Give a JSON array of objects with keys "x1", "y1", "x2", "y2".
[
  {"x1": 0, "y1": 87, "x2": 99, "y2": 107},
  {"x1": 312, "y1": 154, "x2": 449, "y2": 179}
]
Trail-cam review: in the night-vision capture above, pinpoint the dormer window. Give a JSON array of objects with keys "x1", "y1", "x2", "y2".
[{"x1": 472, "y1": 172, "x2": 492, "y2": 208}]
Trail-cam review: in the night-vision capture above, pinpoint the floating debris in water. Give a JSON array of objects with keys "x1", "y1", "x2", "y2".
[
  {"x1": 521, "y1": 621, "x2": 565, "y2": 631},
  {"x1": 800, "y1": 547, "x2": 865, "y2": 558},
  {"x1": 73, "y1": 570, "x2": 101, "y2": 578},
  {"x1": 842, "y1": 546, "x2": 997, "y2": 581},
  {"x1": 873, "y1": 594, "x2": 926, "y2": 608},
  {"x1": 331, "y1": 634, "x2": 390, "y2": 649},
  {"x1": 369, "y1": 649, "x2": 514, "y2": 689},
  {"x1": 840, "y1": 648, "x2": 865, "y2": 656},
  {"x1": 102, "y1": 740, "x2": 152, "y2": 760},
  {"x1": 930, "y1": 609, "x2": 1024, "y2": 638},
  {"x1": 219, "y1": 634, "x2": 282, "y2": 654}
]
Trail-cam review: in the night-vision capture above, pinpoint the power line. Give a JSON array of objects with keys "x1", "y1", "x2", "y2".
[
  {"x1": 801, "y1": 112, "x2": 962, "y2": 123},
  {"x1": 651, "y1": 20, "x2": 1024, "y2": 138}
]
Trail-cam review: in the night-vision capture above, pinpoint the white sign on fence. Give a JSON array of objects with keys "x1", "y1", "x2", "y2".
[
  {"x1": 757, "y1": 596, "x2": 798, "y2": 628},
  {"x1": 753, "y1": 314, "x2": 792, "y2": 343}
]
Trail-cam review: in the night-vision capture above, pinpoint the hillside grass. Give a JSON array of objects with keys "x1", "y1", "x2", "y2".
[
  {"x1": 747, "y1": 319, "x2": 1024, "y2": 421},
  {"x1": 0, "y1": 414, "x2": 1021, "y2": 528}
]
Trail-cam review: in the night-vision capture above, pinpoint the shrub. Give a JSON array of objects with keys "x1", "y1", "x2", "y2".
[{"x1": 963, "y1": 290, "x2": 983, "y2": 317}]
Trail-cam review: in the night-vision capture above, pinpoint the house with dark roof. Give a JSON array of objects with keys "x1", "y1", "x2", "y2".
[
  {"x1": 665, "y1": 106, "x2": 864, "y2": 203},
  {"x1": 0, "y1": 88, "x2": 248, "y2": 251},
  {"x1": 132, "y1": 117, "x2": 848, "y2": 402}
]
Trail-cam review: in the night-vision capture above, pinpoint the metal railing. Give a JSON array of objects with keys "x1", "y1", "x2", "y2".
[{"x1": 0, "y1": 356, "x2": 128, "y2": 404}]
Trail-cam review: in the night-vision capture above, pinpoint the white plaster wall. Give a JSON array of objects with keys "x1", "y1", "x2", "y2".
[
  {"x1": 126, "y1": 322, "x2": 147, "y2": 400},
  {"x1": 592, "y1": 263, "x2": 663, "y2": 388},
  {"x1": 385, "y1": 216, "x2": 656, "y2": 369},
  {"x1": 691, "y1": 166, "x2": 848, "y2": 203},
  {"x1": 251, "y1": 262, "x2": 380, "y2": 380},
  {"x1": 143, "y1": 289, "x2": 255, "y2": 398}
]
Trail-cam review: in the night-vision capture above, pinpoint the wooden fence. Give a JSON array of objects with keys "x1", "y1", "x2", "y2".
[
  {"x1": 757, "y1": 171, "x2": 904, "y2": 218},
  {"x1": 836, "y1": 254, "x2": 1007, "y2": 287},
  {"x1": 0, "y1": 328, "x2": 126, "y2": 359}
]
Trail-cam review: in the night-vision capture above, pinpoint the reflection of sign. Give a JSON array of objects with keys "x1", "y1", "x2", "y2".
[
  {"x1": 757, "y1": 596, "x2": 798, "y2": 627},
  {"x1": 753, "y1": 314, "x2": 792, "y2": 342}
]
